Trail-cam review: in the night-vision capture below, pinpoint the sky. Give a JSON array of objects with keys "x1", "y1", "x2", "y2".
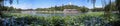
[{"x1": 4, "y1": 0, "x2": 115, "y2": 9}]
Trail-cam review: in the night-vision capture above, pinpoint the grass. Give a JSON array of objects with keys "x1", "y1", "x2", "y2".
[{"x1": 83, "y1": 12, "x2": 104, "y2": 16}]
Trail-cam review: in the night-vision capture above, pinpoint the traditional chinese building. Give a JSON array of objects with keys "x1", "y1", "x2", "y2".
[{"x1": 63, "y1": 9, "x2": 79, "y2": 14}]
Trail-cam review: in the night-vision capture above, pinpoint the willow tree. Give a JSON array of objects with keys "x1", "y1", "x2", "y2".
[
  {"x1": 116, "y1": 0, "x2": 120, "y2": 14},
  {"x1": 87, "y1": 0, "x2": 96, "y2": 9},
  {"x1": 87, "y1": 0, "x2": 113, "y2": 21},
  {"x1": 0, "y1": 0, "x2": 18, "y2": 18},
  {"x1": 106, "y1": 0, "x2": 112, "y2": 20}
]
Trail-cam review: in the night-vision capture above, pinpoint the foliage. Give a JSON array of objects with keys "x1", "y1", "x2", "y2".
[
  {"x1": 116, "y1": 0, "x2": 120, "y2": 14},
  {"x1": 0, "y1": 6, "x2": 16, "y2": 11},
  {"x1": 80, "y1": 6, "x2": 89, "y2": 12},
  {"x1": 91, "y1": 8, "x2": 104, "y2": 12},
  {"x1": 104, "y1": 2, "x2": 117, "y2": 11},
  {"x1": 90, "y1": 2, "x2": 117, "y2": 12},
  {"x1": 0, "y1": 12, "x2": 118, "y2": 26},
  {"x1": 36, "y1": 5, "x2": 89, "y2": 12},
  {"x1": 87, "y1": 0, "x2": 96, "y2": 9}
]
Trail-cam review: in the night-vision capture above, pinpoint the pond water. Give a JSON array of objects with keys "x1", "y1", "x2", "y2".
[{"x1": 20, "y1": 11, "x2": 87, "y2": 17}]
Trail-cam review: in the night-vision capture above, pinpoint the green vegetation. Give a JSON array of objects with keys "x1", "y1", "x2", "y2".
[
  {"x1": 0, "y1": 0, "x2": 120, "y2": 26},
  {"x1": 36, "y1": 5, "x2": 88, "y2": 12},
  {"x1": 2, "y1": 12, "x2": 117, "y2": 26}
]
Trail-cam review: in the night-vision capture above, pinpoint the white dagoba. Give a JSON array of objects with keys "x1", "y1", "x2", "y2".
[{"x1": 68, "y1": 2, "x2": 72, "y2": 5}]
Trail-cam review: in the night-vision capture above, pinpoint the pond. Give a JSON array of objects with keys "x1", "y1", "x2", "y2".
[{"x1": 20, "y1": 11, "x2": 87, "y2": 17}]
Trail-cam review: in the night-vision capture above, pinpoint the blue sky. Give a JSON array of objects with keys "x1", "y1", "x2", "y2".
[{"x1": 4, "y1": 0, "x2": 115, "y2": 9}]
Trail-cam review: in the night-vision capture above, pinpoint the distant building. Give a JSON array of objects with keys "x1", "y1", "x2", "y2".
[
  {"x1": 21, "y1": 11, "x2": 36, "y2": 14},
  {"x1": 63, "y1": 9, "x2": 79, "y2": 14}
]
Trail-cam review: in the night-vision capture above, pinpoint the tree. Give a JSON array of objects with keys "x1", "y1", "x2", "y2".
[
  {"x1": 116, "y1": 0, "x2": 120, "y2": 14},
  {"x1": 1, "y1": 6, "x2": 16, "y2": 11},
  {"x1": 105, "y1": 2, "x2": 116, "y2": 11},
  {"x1": 54, "y1": 5, "x2": 61, "y2": 11},
  {"x1": 0, "y1": 0, "x2": 18, "y2": 17},
  {"x1": 91, "y1": 8, "x2": 104, "y2": 12},
  {"x1": 87, "y1": 0, "x2": 113, "y2": 17},
  {"x1": 35, "y1": 5, "x2": 89, "y2": 12},
  {"x1": 87, "y1": 0, "x2": 96, "y2": 9},
  {"x1": 104, "y1": 0, "x2": 112, "y2": 19},
  {"x1": 108, "y1": 0, "x2": 120, "y2": 26},
  {"x1": 80, "y1": 6, "x2": 89, "y2": 12}
]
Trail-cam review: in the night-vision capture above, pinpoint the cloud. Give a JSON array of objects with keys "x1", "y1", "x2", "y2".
[
  {"x1": 96, "y1": 6, "x2": 102, "y2": 8},
  {"x1": 11, "y1": 3, "x2": 32, "y2": 9},
  {"x1": 87, "y1": 5, "x2": 102, "y2": 9}
]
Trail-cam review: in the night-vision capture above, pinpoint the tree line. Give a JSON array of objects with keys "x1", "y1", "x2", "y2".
[{"x1": 36, "y1": 5, "x2": 89, "y2": 12}]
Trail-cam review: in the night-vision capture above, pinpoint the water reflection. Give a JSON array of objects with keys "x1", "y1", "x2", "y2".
[{"x1": 21, "y1": 11, "x2": 86, "y2": 17}]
